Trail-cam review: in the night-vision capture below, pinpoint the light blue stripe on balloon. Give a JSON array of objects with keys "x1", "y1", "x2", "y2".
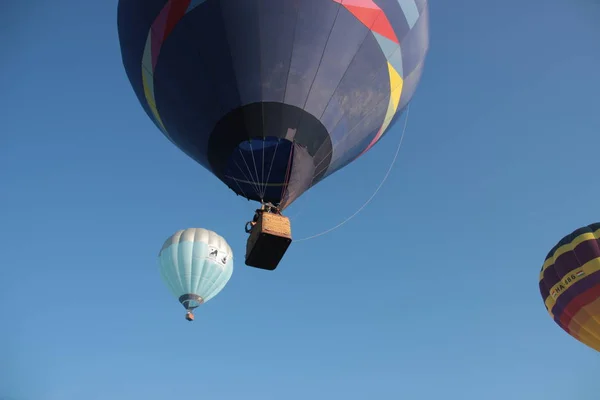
[
  {"x1": 373, "y1": 32, "x2": 399, "y2": 60},
  {"x1": 373, "y1": 32, "x2": 403, "y2": 77},
  {"x1": 397, "y1": 0, "x2": 419, "y2": 29},
  {"x1": 388, "y1": 50, "x2": 404, "y2": 78}
]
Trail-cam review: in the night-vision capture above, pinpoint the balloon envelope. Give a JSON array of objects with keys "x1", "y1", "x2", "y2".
[
  {"x1": 159, "y1": 228, "x2": 233, "y2": 311},
  {"x1": 117, "y1": 0, "x2": 429, "y2": 208},
  {"x1": 539, "y1": 222, "x2": 600, "y2": 351}
]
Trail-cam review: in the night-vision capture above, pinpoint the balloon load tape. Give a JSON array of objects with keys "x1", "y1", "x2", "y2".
[{"x1": 245, "y1": 212, "x2": 292, "y2": 271}]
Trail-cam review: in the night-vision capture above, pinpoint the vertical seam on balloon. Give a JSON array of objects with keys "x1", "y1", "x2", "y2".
[
  {"x1": 256, "y1": 0, "x2": 266, "y2": 142},
  {"x1": 563, "y1": 285, "x2": 600, "y2": 346},
  {"x1": 280, "y1": 143, "x2": 295, "y2": 202},
  {"x1": 354, "y1": 0, "x2": 425, "y2": 158},
  {"x1": 309, "y1": 65, "x2": 403, "y2": 178},
  {"x1": 203, "y1": 232, "x2": 229, "y2": 301},
  {"x1": 309, "y1": 0, "x2": 411, "y2": 176},
  {"x1": 159, "y1": 247, "x2": 180, "y2": 299},
  {"x1": 215, "y1": 2, "x2": 252, "y2": 135},
  {"x1": 280, "y1": 2, "x2": 300, "y2": 127},
  {"x1": 275, "y1": 2, "x2": 300, "y2": 202},
  {"x1": 307, "y1": 57, "x2": 390, "y2": 176},
  {"x1": 355, "y1": 14, "x2": 418, "y2": 156},
  {"x1": 315, "y1": 4, "x2": 385, "y2": 124},
  {"x1": 558, "y1": 251, "x2": 600, "y2": 343},
  {"x1": 568, "y1": 299, "x2": 600, "y2": 347},
  {"x1": 254, "y1": 0, "x2": 267, "y2": 200},
  {"x1": 203, "y1": 255, "x2": 228, "y2": 301},
  {"x1": 397, "y1": 0, "x2": 419, "y2": 29},
  {"x1": 314, "y1": 3, "x2": 388, "y2": 166},
  {"x1": 261, "y1": 137, "x2": 266, "y2": 198},
  {"x1": 204, "y1": 266, "x2": 226, "y2": 302},
  {"x1": 581, "y1": 298, "x2": 600, "y2": 342},
  {"x1": 290, "y1": 2, "x2": 343, "y2": 152},
  {"x1": 358, "y1": 63, "x2": 404, "y2": 157},
  {"x1": 191, "y1": 228, "x2": 199, "y2": 295},
  {"x1": 180, "y1": 2, "x2": 230, "y2": 143},
  {"x1": 173, "y1": 233, "x2": 185, "y2": 297}
]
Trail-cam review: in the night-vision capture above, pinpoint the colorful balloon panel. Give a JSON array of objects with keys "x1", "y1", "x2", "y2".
[
  {"x1": 539, "y1": 223, "x2": 600, "y2": 351},
  {"x1": 117, "y1": 0, "x2": 429, "y2": 207}
]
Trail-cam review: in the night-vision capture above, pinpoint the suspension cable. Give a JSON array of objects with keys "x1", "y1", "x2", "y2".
[{"x1": 294, "y1": 105, "x2": 411, "y2": 242}]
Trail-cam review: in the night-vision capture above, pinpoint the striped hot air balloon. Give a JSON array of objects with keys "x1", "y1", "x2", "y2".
[{"x1": 539, "y1": 223, "x2": 600, "y2": 351}]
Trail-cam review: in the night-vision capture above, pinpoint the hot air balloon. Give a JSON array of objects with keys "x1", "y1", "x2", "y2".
[
  {"x1": 159, "y1": 228, "x2": 233, "y2": 321},
  {"x1": 118, "y1": 0, "x2": 429, "y2": 270},
  {"x1": 539, "y1": 222, "x2": 600, "y2": 351}
]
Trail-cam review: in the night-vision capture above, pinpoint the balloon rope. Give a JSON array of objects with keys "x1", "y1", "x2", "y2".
[{"x1": 294, "y1": 105, "x2": 411, "y2": 242}]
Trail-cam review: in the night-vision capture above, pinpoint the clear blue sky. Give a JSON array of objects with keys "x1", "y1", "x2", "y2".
[{"x1": 2, "y1": 0, "x2": 600, "y2": 399}]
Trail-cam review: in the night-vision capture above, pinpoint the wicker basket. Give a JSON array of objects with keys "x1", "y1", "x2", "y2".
[{"x1": 245, "y1": 212, "x2": 292, "y2": 270}]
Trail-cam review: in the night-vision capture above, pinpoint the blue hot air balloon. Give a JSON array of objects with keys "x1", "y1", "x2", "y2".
[
  {"x1": 119, "y1": 0, "x2": 429, "y2": 270},
  {"x1": 159, "y1": 228, "x2": 233, "y2": 321},
  {"x1": 117, "y1": 0, "x2": 429, "y2": 209}
]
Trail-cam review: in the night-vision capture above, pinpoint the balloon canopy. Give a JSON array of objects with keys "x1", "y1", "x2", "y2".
[
  {"x1": 539, "y1": 223, "x2": 600, "y2": 351},
  {"x1": 117, "y1": 0, "x2": 429, "y2": 208},
  {"x1": 159, "y1": 228, "x2": 233, "y2": 320}
]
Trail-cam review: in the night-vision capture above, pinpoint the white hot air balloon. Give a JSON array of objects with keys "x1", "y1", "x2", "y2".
[{"x1": 158, "y1": 228, "x2": 234, "y2": 321}]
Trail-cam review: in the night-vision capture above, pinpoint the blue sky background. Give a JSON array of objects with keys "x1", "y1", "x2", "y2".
[{"x1": 2, "y1": 0, "x2": 600, "y2": 399}]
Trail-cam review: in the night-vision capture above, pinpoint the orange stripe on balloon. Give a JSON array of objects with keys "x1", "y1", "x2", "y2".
[
  {"x1": 332, "y1": 0, "x2": 399, "y2": 43},
  {"x1": 560, "y1": 283, "x2": 600, "y2": 329}
]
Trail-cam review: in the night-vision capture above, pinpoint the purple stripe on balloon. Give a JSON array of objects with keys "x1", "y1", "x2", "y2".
[
  {"x1": 541, "y1": 238, "x2": 600, "y2": 290},
  {"x1": 551, "y1": 270, "x2": 600, "y2": 324}
]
